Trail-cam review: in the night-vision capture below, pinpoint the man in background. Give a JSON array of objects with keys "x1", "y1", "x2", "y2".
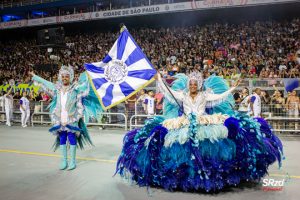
[
  {"x1": 154, "y1": 92, "x2": 164, "y2": 115},
  {"x1": 20, "y1": 92, "x2": 30, "y2": 127},
  {"x1": 144, "y1": 90, "x2": 155, "y2": 115},
  {"x1": 248, "y1": 88, "x2": 262, "y2": 117},
  {"x1": 4, "y1": 89, "x2": 14, "y2": 126},
  {"x1": 0, "y1": 92, "x2": 5, "y2": 121}
]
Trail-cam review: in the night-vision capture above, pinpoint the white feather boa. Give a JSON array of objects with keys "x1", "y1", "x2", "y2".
[{"x1": 162, "y1": 113, "x2": 228, "y2": 130}]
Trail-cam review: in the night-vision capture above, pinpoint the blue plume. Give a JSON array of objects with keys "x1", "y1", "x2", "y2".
[
  {"x1": 203, "y1": 75, "x2": 235, "y2": 115},
  {"x1": 283, "y1": 78, "x2": 299, "y2": 92}
]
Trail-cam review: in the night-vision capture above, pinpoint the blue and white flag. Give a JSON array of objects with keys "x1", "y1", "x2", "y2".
[
  {"x1": 84, "y1": 26, "x2": 156, "y2": 110},
  {"x1": 283, "y1": 78, "x2": 299, "y2": 92}
]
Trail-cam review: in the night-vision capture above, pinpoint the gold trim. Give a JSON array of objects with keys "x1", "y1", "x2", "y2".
[
  {"x1": 86, "y1": 72, "x2": 155, "y2": 110},
  {"x1": 86, "y1": 72, "x2": 106, "y2": 109}
]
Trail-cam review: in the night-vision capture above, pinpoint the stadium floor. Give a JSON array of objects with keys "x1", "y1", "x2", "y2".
[{"x1": 0, "y1": 124, "x2": 299, "y2": 200}]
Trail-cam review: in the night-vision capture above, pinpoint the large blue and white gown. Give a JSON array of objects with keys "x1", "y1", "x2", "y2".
[{"x1": 116, "y1": 74, "x2": 283, "y2": 192}]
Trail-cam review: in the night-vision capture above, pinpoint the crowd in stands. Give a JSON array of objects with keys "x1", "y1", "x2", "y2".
[
  {"x1": 0, "y1": 19, "x2": 300, "y2": 117},
  {"x1": 1, "y1": 19, "x2": 300, "y2": 84}
]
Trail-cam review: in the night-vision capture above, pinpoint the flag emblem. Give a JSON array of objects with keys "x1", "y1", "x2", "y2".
[{"x1": 104, "y1": 59, "x2": 128, "y2": 84}]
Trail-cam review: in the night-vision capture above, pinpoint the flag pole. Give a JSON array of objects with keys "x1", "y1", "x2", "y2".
[
  {"x1": 158, "y1": 73, "x2": 186, "y2": 116},
  {"x1": 117, "y1": 23, "x2": 186, "y2": 116},
  {"x1": 119, "y1": 23, "x2": 126, "y2": 33}
]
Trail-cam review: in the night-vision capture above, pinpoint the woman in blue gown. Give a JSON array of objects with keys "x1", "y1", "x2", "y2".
[{"x1": 116, "y1": 71, "x2": 283, "y2": 192}]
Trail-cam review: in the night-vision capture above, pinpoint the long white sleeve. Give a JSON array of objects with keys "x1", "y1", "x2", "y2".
[
  {"x1": 157, "y1": 75, "x2": 185, "y2": 102},
  {"x1": 206, "y1": 87, "x2": 236, "y2": 102}
]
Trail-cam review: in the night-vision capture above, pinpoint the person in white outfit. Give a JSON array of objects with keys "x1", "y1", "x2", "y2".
[
  {"x1": 248, "y1": 88, "x2": 262, "y2": 117},
  {"x1": 4, "y1": 90, "x2": 14, "y2": 126},
  {"x1": 0, "y1": 92, "x2": 4, "y2": 110},
  {"x1": 20, "y1": 92, "x2": 30, "y2": 127},
  {"x1": 238, "y1": 87, "x2": 249, "y2": 113},
  {"x1": 144, "y1": 90, "x2": 155, "y2": 115},
  {"x1": 0, "y1": 92, "x2": 5, "y2": 121}
]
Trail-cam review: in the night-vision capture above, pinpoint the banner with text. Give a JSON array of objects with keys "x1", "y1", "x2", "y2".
[{"x1": 0, "y1": 0, "x2": 297, "y2": 30}]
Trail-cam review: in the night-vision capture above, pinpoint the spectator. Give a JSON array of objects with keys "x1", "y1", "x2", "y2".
[
  {"x1": 40, "y1": 92, "x2": 50, "y2": 102},
  {"x1": 0, "y1": 91, "x2": 4, "y2": 111},
  {"x1": 286, "y1": 90, "x2": 299, "y2": 117},
  {"x1": 238, "y1": 87, "x2": 249, "y2": 113},
  {"x1": 286, "y1": 90, "x2": 300, "y2": 130},
  {"x1": 260, "y1": 90, "x2": 271, "y2": 113},
  {"x1": 19, "y1": 91, "x2": 30, "y2": 127},
  {"x1": 248, "y1": 88, "x2": 262, "y2": 117},
  {"x1": 13, "y1": 91, "x2": 21, "y2": 100},
  {"x1": 154, "y1": 91, "x2": 164, "y2": 115},
  {"x1": 271, "y1": 90, "x2": 285, "y2": 117},
  {"x1": 4, "y1": 90, "x2": 14, "y2": 126},
  {"x1": 1, "y1": 19, "x2": 300, "y2": 82},
  {"x1": 30, "y1": 91, "x2": 43, "y2": 113},
  {"x1": 136, "y1": 89, "x2": 148, "y2": 114},
  {"x1": 1, "y1": 18, "x2": 300, "y2": 127},
  {"x1": 144, "y1": 90, "x2": 155, "y2": 115},
  {"x1": 125, "y1": 94, "x2": 136, "y2": 119}
]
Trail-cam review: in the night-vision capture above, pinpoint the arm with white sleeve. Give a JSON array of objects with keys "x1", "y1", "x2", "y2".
[
  {"x1": 205, "y1": 86, "x2": 237, "y2": 102},
  {"x1": 31, "y1": 72, "x2": 55, "y2": 97},
  {"x1": 156, "y1": 73, "x2": 185, "y2": 102}
]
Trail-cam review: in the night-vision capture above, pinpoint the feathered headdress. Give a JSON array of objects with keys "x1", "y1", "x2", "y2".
[
  {"x1": 58, "y1": 65, "x2": 74, "y2": 83},
  {"x1": 187, "y1": 71, "x2": 203, "y2": 90}
]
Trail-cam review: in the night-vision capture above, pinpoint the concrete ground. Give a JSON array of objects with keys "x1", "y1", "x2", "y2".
[{"x1": 0, "y1": 124, "x2": 299, "y2": 200}]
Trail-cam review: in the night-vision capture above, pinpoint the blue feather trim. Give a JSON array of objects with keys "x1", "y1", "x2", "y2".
[
  {"x1": 49, "y1": 125, "x2": 61, "y2": 133},
  {"x1": 116, "y1": 111, "x2": 284, "y2": 192},
  {"x1": 203, "y1": 75, "x2": 235, "y2": 115},
  {"x1": 65, "y1": 124, "x2": 82, "y2": 132}
]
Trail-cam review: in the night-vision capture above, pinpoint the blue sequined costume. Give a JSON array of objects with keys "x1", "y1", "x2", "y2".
[
  {"x1": 32, "y1": 69, "x2": 103, "y2": 170},
  {"x1": 32, "y1": 72, "x2": 102, "y2": 149},
  {"x1": 116, "y1": 74, "x2": 283, "y2": 192}
]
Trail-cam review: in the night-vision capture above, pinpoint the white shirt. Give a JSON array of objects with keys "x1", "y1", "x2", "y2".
[
  {"x1": 238, "y1": 96, "x2": 249, "y2": 112},
  {"x1": 170, "y1": 55, "x2": 177, "y2": 65},
  {"x1": 145, "y1": 97, "x2": 155, "y2": 115},
  {"x1": 20, "y1": 97, "x2": 30, "y2": 110},
  {"x1": 137, "y1": 94, "x2": 148, "y2": 102},
  {"x1": 158, "y1": 76, "x2": 235, "y2": 116},
  {"x1": 60, "y1": 91, "x2": 69, "y2": 124},
  {"x1": 178, "y1": 91, "x2": 234, "y2": 115},
  {"x1": 0, "y1": 96, "x2": 4, "y2": 108},
  {"x1": 248, "y1": 93, "x2": 261, "y2": 117},
  {"x1": 4, "y1": 94, "x2": 13, "y2": 108},
  {"x1": 138, "y1": 94, "x2": 148, "y2": 110}
]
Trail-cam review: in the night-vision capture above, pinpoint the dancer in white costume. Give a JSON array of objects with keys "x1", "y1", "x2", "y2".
[{"x1": 4, "y1": 89, "x2": 13, "y2": 126}]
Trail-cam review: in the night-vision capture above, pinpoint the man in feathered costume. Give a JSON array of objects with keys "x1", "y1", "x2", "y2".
[
  {"x1": 30, "y1": 65, "x2": 102, "y2": 170},
  {"x1": 116, "y1": 71, "x2": 283, "y2": 192}
]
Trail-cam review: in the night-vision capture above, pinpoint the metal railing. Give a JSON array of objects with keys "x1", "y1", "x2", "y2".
[
  {"x1": 30, "y1": 111, "x2": 128, "y2": 130},
  {"x1": 265, "y1": 117, "x2": 300, "y2": 133},
  {"x1": 236, "y1": 103, "x2": 299, "y2": 118},
  {"x1": 88, "y1": 112, "x2": 128, "y2": 130},
  {"x1": 1, "y1": 84, "x2": 300, "y2": 135},
  {"x1": 31, "y1": 112, "x2": 52, "y2": 126},
  {"x1": 0, "y1": 111, "x2": 6, "y2": 122},
  {"x1": 0, "y1": 110, "x2": 22, "y2": 123},
  {"x1": 2, "y1": 107, "x2": 300, "y2": 135}
]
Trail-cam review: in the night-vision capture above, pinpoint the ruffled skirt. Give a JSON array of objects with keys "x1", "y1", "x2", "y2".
[{"x1": 116, "y1": 113, "x2": 283, "y2": 192}]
